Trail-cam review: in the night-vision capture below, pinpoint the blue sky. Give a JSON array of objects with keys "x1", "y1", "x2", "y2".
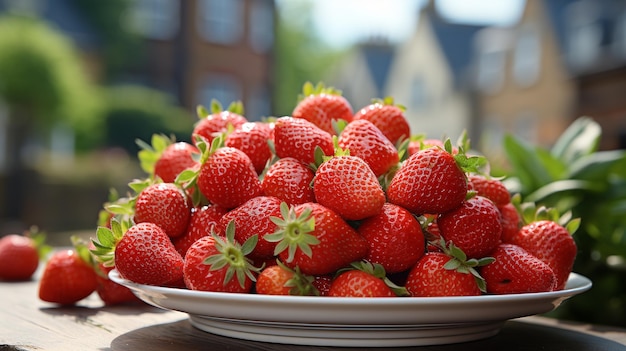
[{"x1": 301, "y1": 0, "x2": 526, "y2": 47}]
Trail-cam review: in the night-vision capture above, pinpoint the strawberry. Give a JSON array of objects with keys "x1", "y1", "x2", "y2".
[
  {"x1": 261, "y1": 157, "x2": 316, "y2": 205},
  {"x1": 357, "y1": 203, "x2": 425, "y2": 273},
  {"x1": 468, "y1": 174, "x2": 510, "y2": 208},
  {"x1": 511, "y1": 219, "x2": 577, "y2": 290},
  {"x1": 337, "y1": 119, "x2": 399, "y2": 177},
  {"x1": 0, "y1": 230, "x2": 49, "y2": 281},
  {"x1": 197, "y1": 146, "x2": 263, "y2": 209},
  {"x1": 312, "y1": 275, "x2": 333, "y2": 296},
  {"x1": 92, "y1": 220, "x2": 185, "y2": 286},
  {"x1": 172, "y1": 204, "x2": 228, "y2": 257},
  {"x1": 328, "y1": 261, "x2": 406, "y2": 297},
  {"x1": 292, "y1": 81, "x2": 353, "y2": 135},
  {"x1": 407, "y1": 138, "x2": 446, "y2": 156},
  {"x1": 225, "y1": 121, "x2": 273, "y2": 174},
  {"x1": 38, "y1": 249, "x2": 98, "y2": 305},
  {"x1": 313, "y1": 155, "x2": 386, "y2": 221},
  {"x1": 192, "y1": 100, "x2": 247, "y2": 143},
  {"x1": 266, "y1": 202, "x2": 369, "y2": 275},
  {"x1": 95, "y1": 263, "x2": 140, "y2": 305},
  {"x1": 499, "y1": 202, "x2": 521, "y2": 243},
  {"x1": 272, "y1": 116, "x2": 334, "y2": 165},
  {"x1": 183, "y1": 221, "x2": 260, "y2": 293},
  {"x1": 437, "y1": 195, "x2": 502, "y2": 259},
  {"x1": 154, "y1": 141, "x2": 200, "y2": 183},
  {"x1": 405, "y1": 253, "x2": 476, "y2": 297},
  {"x1": 480, "y1": 243, "x2": 557, "y2": 294},
  {"x1": 134, "y1": 182, "x2": 191, "y2": 238},
  {"x1": 219, "y1": 196, "x2": 283, "y2": 259},
  {"x1": 255, "y1": 261, "x2": 318, "y2": 296},
  {"x1": 353, "y1": 97, "x2": 410, "y2": 145},
  {"x1": 386, "y1": 143, "x2": 470, "y2": 215}
]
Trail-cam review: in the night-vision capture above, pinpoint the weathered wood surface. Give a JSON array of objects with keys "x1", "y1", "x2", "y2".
[{"x1": 1, "y1": 276, "x2": 625, "y2": 351}]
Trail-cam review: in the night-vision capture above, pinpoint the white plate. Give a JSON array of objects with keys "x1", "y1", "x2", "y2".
[{"x1": 110, "y1": 270, "x2": 591, "y2": 347}]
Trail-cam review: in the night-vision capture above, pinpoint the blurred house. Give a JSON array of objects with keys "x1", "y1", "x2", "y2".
[
  {"x1": 0, "y1": 0, "x2": 276, "y2": 121},
  {"x1": 472, "y1": 0, "x2": 626, "y2": 152},
  {"x1": 330, "y1": 1, "x2": 485, "y2": 141}
]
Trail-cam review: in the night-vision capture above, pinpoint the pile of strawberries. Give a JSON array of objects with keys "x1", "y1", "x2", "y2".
[{"x1": 34, "y1": 82, "x2": 580, "y2": 303}]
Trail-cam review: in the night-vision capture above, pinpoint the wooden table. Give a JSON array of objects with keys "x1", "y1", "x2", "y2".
[{"x1": 2, "y1": 274, "x2": 626, "y2": 350}]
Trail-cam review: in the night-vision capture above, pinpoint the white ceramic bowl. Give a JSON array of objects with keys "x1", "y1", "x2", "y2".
[{"x1": 110, "y1": 270, "x2": 591, "y2": 347}]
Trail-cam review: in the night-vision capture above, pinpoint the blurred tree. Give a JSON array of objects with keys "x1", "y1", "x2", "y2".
[
  {"x1": 69, "y1": 0, "x2": 142, "y2": 81},
  {"x1": 273, "y1": 0, "x2": 348, "y2": 116}
]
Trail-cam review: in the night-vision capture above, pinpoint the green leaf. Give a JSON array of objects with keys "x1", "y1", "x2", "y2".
[
  {"x1": 551, "y1": 117, "x2": 601, "y2": 164},
  {"x1": 524, "y1": 179, "x2": 605, "y2": 204},
  {"x1": 568, "y1": 150, "x2": 626, "y2": 181},
  {"x1": 503, "y1": 134, "x2": 554, "y2": 193}
]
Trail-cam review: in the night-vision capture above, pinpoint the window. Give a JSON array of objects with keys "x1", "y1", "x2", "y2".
[
  {"x1": 410, "y1": 76, "x2": 428, "y2": 110},
  {"x1": 249, "y1": 0, "x2": 274, "y2": 53},
  {"x1": 477, "y1": 49, "x2": 505, "y2": 94},
  {"x1": 198, "y1": 73, "x2": 242, "y2": 109},
  {"x1": 513, "y1": 25, "x2": 541, "y2": 88},
  {"x1": 198, "y1": 0, "x2": 244, "y2": 44},
  {"x1": 126, "y1": 0, "x2": 179, "y2": 40}
]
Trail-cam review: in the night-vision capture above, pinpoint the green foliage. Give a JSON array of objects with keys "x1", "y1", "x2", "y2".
[
  {"x1": 102, "y1": 85, "x2": 194, "y2": 155},
  {"x1": 0, "y1": 15, "x2": 104, "y2": 149},
  {"x1": 502, "y1": 117, "x2": 626, "y2": 326}
]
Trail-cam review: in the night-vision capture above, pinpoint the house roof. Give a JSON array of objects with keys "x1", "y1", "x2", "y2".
[{"x1": 360, "y1": 39, "x2": 395, "y2": 97}]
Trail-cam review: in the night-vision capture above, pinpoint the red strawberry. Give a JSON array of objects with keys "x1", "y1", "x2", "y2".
[
  {"x1": 353, "y1": 97, "x2": 410, "y2": 145},
  {"x1": 437, "y1": 195, "x2": 502, "y2": 259},
  {"x1": 312, "y1": 275, "x2": 333, "y2": 296},
  {"x1": 357, "y1": 203, "x2": 425, "y2": 273},
  {"x1": 219, "y1": 196, "x2": 283, "y2": 259},
  {"x1": 266, "y1": 202, "x2": 369, "y2": 275},
  {"x1": 154, "y1": 141, "x2": 199, "y2": 183},
  {"x1": 510, "y1": 220, "x2": 577, "y2": 290},
  {"x1": 328, "y1": 262, "x2": 401, "y2": 298},
  {"x1": 38, "y1": 249, "x2": 98, "y2": 305},
  {"x1": 255, "y1": 262, "x2": 318, "y2": 296},
  {"x1": 480, "y1": 243, "x2": 557, "y2": 294},
  {"x1": 95, "y1": 263, "x2": 140, "y2": 305},
  {"x1": 197, "y1": 146, "x2": 263, "y2": 209},
  {"x1": 292, "y1": 81, "x2": 353, "y2": 135},
  {"x1": 273, "y1": 116, "x2": 334, "y2": 165},
  {"x1": 0, "y1": 231, "x2": 48, "y2": 281},
  {"x1": 313, "y1": 155, "x2": 386, "y2": 221},
  {"x1": 387, "y1": 145, "x2": 468, "y2": 215},
  {"x1": 407, "y1": 138, "x2": 446, "y2": 156},
  {"x1": 134, "y1": 182, "x2": 191, "y2": 238},
  {"x1": 192, "y1": 100, "x2": 247, "y2": 143},
  {"x1": 468, "y1": 174, "x2": 511, "y2": 208},
  {"x1": 499, "y1": 202, "x2": 521, "y2": 243},
  {"x1": 261, "y1": 157, "x2": 316, "y2": 205},
  {"x1": 337, "y1": 119, "x2": 399, "y2": 177},
  {"x1": 225, "y1": 121, "x2": 273, "y2": 174},
  {"x1": 183, "y1": 222, "x2": 260, "y2": 293},
  {"x1": 172, "y1": 204, "x2": 228, "y2": 257},
  {"x1": 111, "y1": 222, "x2": 185, "y2": 286},
  {"x1": 405, "y1": 251, "x2": 484, "y2": 297}
]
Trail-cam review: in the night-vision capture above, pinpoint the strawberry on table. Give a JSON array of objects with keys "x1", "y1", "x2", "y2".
[
  {"x1": 292, "y1": 81, "x2": 353, "y2": 135},
  {"x1": 192, "y1": 100, "x2": 247, "y2": 144},
  {"x1": 266, "y1": 202, "x2": 369, "y2": 276},
  {"x1": 261, "y1": 157, "x2": 316, "y2": 205},
  {"x1": 272, "y1": 116, "x2": 334, "y2": 165},
  {"x1": 38, "y1": 249, "x2": 98, "y2": 305},
  {"x1": 480, "y1": 243, "x2": 557, "y2": 294},
  {"x1": 95, "y1": 263, "x2": 140, "y2": 305},
  {"x1": 313, "y1": 155, "x2": 386, "y2": 221},
  {"x1": 358, "y1": 203, "x2": 425, "y2": 274},
  {"x1": 437, "y1": 195, "x2": 503, "y2": 259},
  {"x1": 0, "y1": 229, "x2": 49, "y2": 281},
  {"x1": 353, "y1": 96, "x2": 410, "y2": 145},
  {"x1": 328, "y1": 261, "x2": 407, "y2": 298},
  {"x1": 183, "y1": 221, "x2": 260, "y2": 293},
  {"x1": 337, "y1": 119, "x2": 399, "y2": 177}
]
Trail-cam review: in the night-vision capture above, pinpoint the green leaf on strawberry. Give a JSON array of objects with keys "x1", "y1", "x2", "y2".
[
  {"x1": 435, "y1": 238, "x2": 494, "y2": 293},
  {"x1": 266, "y1": 202, "x2": 319, "y2": 262}
]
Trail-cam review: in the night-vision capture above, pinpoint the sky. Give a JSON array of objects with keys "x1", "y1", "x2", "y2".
[{"x1": 301, "y1": 0, "x2": 526, "y2": 48}]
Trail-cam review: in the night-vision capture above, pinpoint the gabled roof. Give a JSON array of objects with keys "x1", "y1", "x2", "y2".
[{"x1": 360, "y1": 40, "x2": 395, "y2": 97}]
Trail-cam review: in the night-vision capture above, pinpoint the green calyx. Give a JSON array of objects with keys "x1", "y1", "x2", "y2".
[
  {"x1": 298, "y1": 81, "x2": 343, "y2": 101},
  {"x1": 436, "y1": 238, "x2": 494, "y2": 293},
  {"x1": 196, "y1": 99, "x2": 245, "y2": 119},
  {"x1": 90, "y1": 218, "x2": 131, "y2": 267},
  {"x1": 276, "y1": 260, "x2": 320, "y2": 296},
  {"x1": 266, "y1": 202, "x2": 319, "y2": 263},
  {"x1": 136, "y1": 133, "x2": 175, "y2": 178},
  {"x1": 343, "y1": 260, "x2": 410, "y2": 297},
  {"x1": 513, "y1": 195, "x2": 581, "y2": 235},
  {"x1": 203, "y1": 221, "x2": 261, "y2": 289},
  {"x1": 371, "y1": 96, "x2": 406, "y2": 111}
]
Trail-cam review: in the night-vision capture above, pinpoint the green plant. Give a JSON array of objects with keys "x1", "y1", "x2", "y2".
[{"x1": 502, "y1": 117, "x2": 626, "y2": 326}]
